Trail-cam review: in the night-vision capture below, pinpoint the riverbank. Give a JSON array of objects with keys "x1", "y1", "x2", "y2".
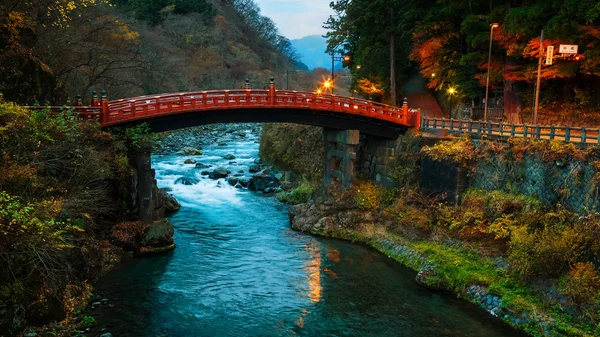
[{"x1": 288, "y1": 189, "x2": 596, "y2": 337}]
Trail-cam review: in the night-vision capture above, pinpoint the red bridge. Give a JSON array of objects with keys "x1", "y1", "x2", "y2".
[{"x1": 23, "y1": 79, "x2": 420, "y2": 139}]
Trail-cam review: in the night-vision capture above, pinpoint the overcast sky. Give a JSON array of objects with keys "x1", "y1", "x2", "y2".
[{"x1": 253, "y1": 0, "x2": 333, "y2": 40}]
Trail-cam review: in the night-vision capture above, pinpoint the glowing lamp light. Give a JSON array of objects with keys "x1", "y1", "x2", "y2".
[
  {"x1": 447, "y1": 87, "x2": 457, "y2": 95},
  {"x1": 491, "y1": 23, "x2": 500, "y2": 29},
  {"x1": 356, "y1": 65, "x2": 362, "y2": 70},
  {"x1": 324, "y1": 80, "x2": 332, "y2": 88},
  {"x1": 344, "y1": 55, "x2": 350, "y2": 61},
  {"x1": 317, "y1": 89, "x2": 322, "y2": 95}
]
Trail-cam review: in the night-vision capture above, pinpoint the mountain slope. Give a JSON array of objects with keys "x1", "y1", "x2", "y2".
[{"x1": 291, "y1": 35, "x2": 341, "y2": 70}]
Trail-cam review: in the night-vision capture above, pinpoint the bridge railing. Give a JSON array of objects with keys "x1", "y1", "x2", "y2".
[
  {"x1": 104, "y1": 90, "x2": 419, "y2": 128},
  {"x1": 22, "y1": 106, "x2": 102, "y2": 121},
  {"x1": 422, "y1": 117, "x2": 600, "y2": 144}
]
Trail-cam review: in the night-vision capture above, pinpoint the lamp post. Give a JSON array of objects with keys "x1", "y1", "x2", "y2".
[
  {"x1": 323, "y1": 79, "x2": 332, "y2": 94},
  {"x1": 484, "y1": 23, "x2": 500, "y2": 121},
  {"x1": 448, "y1": 87, "x2": 457, "y2": 118},
  {"x1": 330, "y1": 52, "x2": 350, "y2": 95}
]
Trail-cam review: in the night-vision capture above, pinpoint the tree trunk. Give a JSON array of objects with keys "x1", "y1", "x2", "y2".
[
  {"x1": 389, "y1": 6, "x2": 397, "y2": 106},
  {"x1": 503, "y1": 59, "x2": 523, "y2": 123},
  {"x1": 390, "y1": 33, "x2": 397, "y2": 106}
]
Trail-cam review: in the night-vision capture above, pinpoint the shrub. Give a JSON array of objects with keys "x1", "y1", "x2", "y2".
[
  {"x1": 421, "y1": 136, "x2": 475, "y2": 166},
  {"x1": 384, "y1": 199, "x2": 432, "y2": 232},
  {"x1": 508, "y1": 225, "x2": 587, "y2": 279},
  {"x1": 353, "y1": 181, "x2": 381, "y2": 211},
  {"x1": 561, "y1": 262, "x2": 600, "y2": 305},
  {"x1": 277, "y1": 181, "x2": 314, "y2": 204}
]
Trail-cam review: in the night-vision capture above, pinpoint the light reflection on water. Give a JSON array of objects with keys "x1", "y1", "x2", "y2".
[{"x1": 89, "y1": 129, "x2": 527, "y2": 337}]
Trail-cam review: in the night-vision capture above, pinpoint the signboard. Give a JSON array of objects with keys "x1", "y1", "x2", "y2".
[
  {"x1": 546, "y1": 46, "x2": 554, "y2": 65},
  {"x1": 559, "y1": 44, "x2": 578, "y2": 54}
]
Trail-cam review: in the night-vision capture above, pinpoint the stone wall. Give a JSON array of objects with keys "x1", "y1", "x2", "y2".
[
  {"x1": 356, "y1": 131, "x2": 600, "y2": 212},
  {"x1": 471, "y1": 149, "x2": 600, "y2": 213}
]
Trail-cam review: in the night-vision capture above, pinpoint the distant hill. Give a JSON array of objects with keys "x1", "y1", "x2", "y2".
[{"x1": 291, "y1": 35, "x2": 343, "y2": 71}]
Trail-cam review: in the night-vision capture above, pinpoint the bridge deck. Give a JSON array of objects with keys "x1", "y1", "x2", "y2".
[{"x1": 22, "y1": 89, "x2": 419, "y2": 131}]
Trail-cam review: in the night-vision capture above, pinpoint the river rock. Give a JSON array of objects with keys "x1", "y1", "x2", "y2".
[
  {"x1": 142, "y1": 219, "x2": 175, "y2": 248},
  {"x1": 218, "y1": 142, "x2": 227, "y2": 146},
  {"x1": 238, "y1": 178, "x2": 249, "y2": 188},
  {"x1": 223, "y1": 154, "x2": 236, "y2": 160},
  {"x1": 201, "y1": 170, "x2": 210, "y2": 176},
  {"x1": 415, "y1": 265, "x2": 444, "y2": 291},
  {"x1": 212, "y1": 167, "x2": 229, "y2": 179},
  {"x1": 237, "y1": 131, "x2": 246, "y2": 138},
  {"x1": 183, "y1": 159, "x2": 196, "y2": 164},
  {"x1": 228, "y1": 177, "x2": 239, "y2": 186},
  {"x1": 174, "y1": 176, "x2": 200, "y2": 185},
  {"x1": 248, "y1": 170, "x2": 280, "y2": 192},
  {"x1": 249, "y1": 164, "x2": 260, "y2": 173},
  {"x1": 195, "y1": 163, "x2": 211, "y2": 169},
  {"x1": 178, "y1": 147, "x2": 203, "y2": 156},
  {"x1": 159, "y1": 188, "x2": 181, "y2": 213},
  {"x1": 100, "y1": 333, "x2": 113, "y2": 337}
]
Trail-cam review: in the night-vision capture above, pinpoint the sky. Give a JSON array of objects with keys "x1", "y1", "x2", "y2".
[{"x1": 253, "y1": 0, "x2": 333, "y2": 40}]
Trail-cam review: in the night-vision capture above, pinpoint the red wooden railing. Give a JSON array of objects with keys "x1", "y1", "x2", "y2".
[{"x1": 20, "y1": 89, "x2": 421, "y2": 129}]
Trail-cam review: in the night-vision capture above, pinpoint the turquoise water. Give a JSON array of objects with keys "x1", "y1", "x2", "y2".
[{"x1": 89, "y1": 128, "x2": 525, "y2": 337}]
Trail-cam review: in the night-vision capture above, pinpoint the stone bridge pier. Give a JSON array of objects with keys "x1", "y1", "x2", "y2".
[
  {"x1": 323, "y1": 129, "x2": 360, "y2": 188},
  {"x1": 128, "y1": 144, "x2": 164, "y2": 223}
]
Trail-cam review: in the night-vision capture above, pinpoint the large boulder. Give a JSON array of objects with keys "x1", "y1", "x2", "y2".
[
  {"x1": 211, "y1": 167, "x2": 229, "y2": 179},
  {"x1": 178, "y1": 147, "x2": 203, "y2": 156},
  {"x1": 249, "y1": 164, "x2": 260, "y2": 173},
  {"x1": 159, "y1": 188, "x2": 181, "y2": 213},
  {"x1": 184, "y1": 159, "x2": 196, "y2": 165},
  {"x1": 248, "y1": 169, "x2": 280, "y2": 192},
  {"x1": 175, "y1": 176, "x2": 200, "y2": 185},
  {"x1": 142, "y1": 219, "x2": 175, "y2": 248},
  {"x1": 223, "y1": 154, "x2": 236, "y2": 160}
]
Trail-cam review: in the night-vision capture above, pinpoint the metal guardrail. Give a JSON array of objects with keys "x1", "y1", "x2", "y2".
[{"x1": 421, "y1": 117, "x2": 600, "y2": 144}]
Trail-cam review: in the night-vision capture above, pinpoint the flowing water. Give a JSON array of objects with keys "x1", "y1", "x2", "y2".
[{"x1": 90, "y1": 127, "x2": 525, "y2": 337}]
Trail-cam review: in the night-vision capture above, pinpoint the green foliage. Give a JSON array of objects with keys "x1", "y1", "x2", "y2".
[
  {"x1": 123, "y1": 122, "x2": 153, "y2": 148},
  {"x1": 277, "y1": 181, "x2": 314, "y2": 205},
  {"x1": 0, "y1": 102, "x2": 129, "y2": 333},
  {"x1": 124, "y1": 0, "x2": 214, "y2": 25},
  {"x1": 259, "y1": 124, "x2": 323, "y2": 182}
]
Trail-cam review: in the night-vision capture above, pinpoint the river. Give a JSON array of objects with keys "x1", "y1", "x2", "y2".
[{"x1": 89, "y1": 126, "x2": 525, "y2": 337}]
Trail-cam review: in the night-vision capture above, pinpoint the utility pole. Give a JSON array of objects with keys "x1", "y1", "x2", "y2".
[{"x1": 533, "y1": 29, "x2": 544, "y2": 125}]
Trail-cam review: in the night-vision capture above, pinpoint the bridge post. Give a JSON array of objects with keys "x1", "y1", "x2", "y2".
[
  {"x1": 244, "y1": 78, "x2": 251, "y2": 90},
  {"x1": 268, "y1": 77, "x2": 276, "y2": 105},
  {"x1": 91, "y1": 90, "x2": 99, "y2": 107},
  {"x1": 76, "y1": 94, "x2": 82, "y2": 106},
  {"x1": 323, "y1": 128, "x2": 360, "y2": 188},
  {"x1": 100, "y1": 90, "x2": 109, "y2": 124},
  {"x1": 402, "y1": 97, "x2": 409, "y2": 125}
]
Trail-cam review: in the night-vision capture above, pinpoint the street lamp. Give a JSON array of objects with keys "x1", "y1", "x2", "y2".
[
  {"x1": 330, "y1": 52, "x2": 350, "y2": 95},
  {"x1": 484, "y1": 23, "x2": 500, "y2": 121},
  {"x1": 447, "y1": 87, "x2": 457, "y2": 117},
  {"x1": 323, "y1": 79, "x2": 332, "y2": 94}
]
